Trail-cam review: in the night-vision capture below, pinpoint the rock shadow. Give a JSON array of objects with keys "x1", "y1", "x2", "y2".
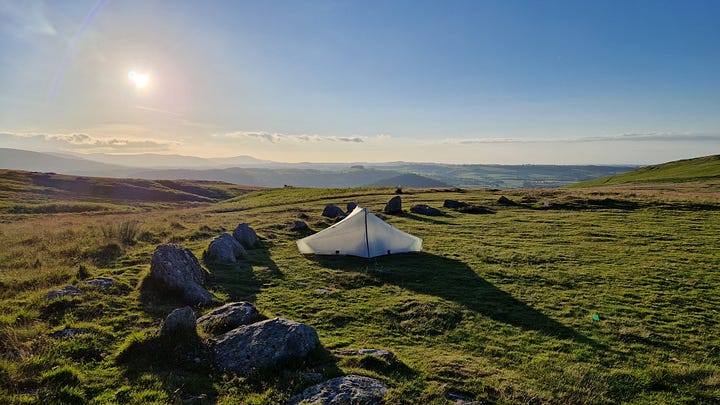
[{"x1": 313, "y1": 253, "x2": 596, "y2": 345}]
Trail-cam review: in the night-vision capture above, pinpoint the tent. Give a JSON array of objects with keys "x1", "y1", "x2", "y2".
[{"x1": 296, "y1": 206, "x2": 422, "y2": 258}]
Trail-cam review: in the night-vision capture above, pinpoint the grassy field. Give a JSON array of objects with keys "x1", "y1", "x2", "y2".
[{"x1": 0, "y1": 170, "x2": 719, "y2": 404}]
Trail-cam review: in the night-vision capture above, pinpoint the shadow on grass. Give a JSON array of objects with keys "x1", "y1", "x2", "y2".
[{"x1": 313, "y1": 252, "x2": 596, "y2": 345}]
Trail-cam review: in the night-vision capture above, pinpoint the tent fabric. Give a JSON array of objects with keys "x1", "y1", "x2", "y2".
[{"x1": 296, "y1": 206, "x2": 422, "y2": 258}]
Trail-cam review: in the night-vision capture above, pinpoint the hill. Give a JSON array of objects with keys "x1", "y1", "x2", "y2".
[
  {"x1": 1, "y1": 181, "x2": 719, "y2": 403},
  {"x1": 0, "y1": 148, "x2": 132, "y2": 176},
  {"x1": 0, "y1": 169, "x2": 258, "y2": 213},
  {"x1": 568, "y1": 154, "x2": 720, "y2": 187}
]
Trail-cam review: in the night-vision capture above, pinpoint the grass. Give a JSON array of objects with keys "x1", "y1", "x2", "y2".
[
  {"x1": 0, "y1": 173, "x2": 719, "y2": 403},
  {"x1": 569, "y1": 154, "x2": 720, "y2": 187}
]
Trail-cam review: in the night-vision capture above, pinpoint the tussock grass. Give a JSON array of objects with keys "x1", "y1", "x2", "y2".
[{"x1": 0, "y1": 181, "x2": 719, "y2": 403}]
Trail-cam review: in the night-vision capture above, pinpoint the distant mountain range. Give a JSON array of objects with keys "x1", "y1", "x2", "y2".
[{"x1": 0, "y1": 148, "x2": 638, "y2": 188}]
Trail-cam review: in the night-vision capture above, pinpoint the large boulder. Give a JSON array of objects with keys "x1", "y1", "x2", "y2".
[
  {"x1": 210, "y1": 317, "x2": 320, "y2": 374},
  {"x1": 287, "y1": 375, "x2": 389, "y2": 405},
  {"x1": 322, "y1": 205, "x2": 346, "y2": 219},
  {"x1": 410, "y1": 204, "x2": 443, "y2": 216},
  {"x1": 150, "y1": 244, "x2": 213, "y2": 305},
  {"x1": 232, "y1": 223, "x2": 258, "y2": 249},
  {"x1": 205, "y1": 233, "x2": 247, "y2": 264},
  {"x1": 160, "y1": 306, "x2": 197, "y2": 337},
  {"x1": 197, "y1": 302, "x2": 261, "y2": 335},
  {"x1": 384, "y1": 196, "x2": 402, "y2": 214}
]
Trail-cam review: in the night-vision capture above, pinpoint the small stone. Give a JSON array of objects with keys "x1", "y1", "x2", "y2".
[
  {"x1": 197, "y1": 302, "x2": 261, "y2": 335},
  {"x1": 291, "y1": 220, "x2": 309, "y2": 231},
  {"x1": 410, "y1": 204, "x2": 443, "y2": 216},
  {"x1": 346, "y1": 202, "x2": 358, "y2": 213},
  {"x1": 84, "y1": 277, "x2": 116, "y2": 289},
  {"x1": 45, "y1": 285, "x2": 83, "y2": 300},
  {"x1": 443, "y1": 199, "x2": 469, "y2": 209},
  {"x1": 160, "y1": 306, "x2": 197, "y2": 337},
  {"x1": 497, "y1": 196, "x2": 517, "y2": 206},
  {"x1": 287, "y1": 375, "x2": 388, "y2": 405}
]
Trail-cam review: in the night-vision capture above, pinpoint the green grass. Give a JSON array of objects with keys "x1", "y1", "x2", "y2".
[
  {"x1": 0, "y1": 177, "x2": 719, "y2": 403},
  {"x1": 569, "y1": 155, "x2": 720, "y2": 187}
]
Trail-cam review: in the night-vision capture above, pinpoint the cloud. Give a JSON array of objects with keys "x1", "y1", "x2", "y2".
[
  {"x1": 441, "y1": 132, "x2": 720, "y2": 145},
  {"x1": 216, "y1": 131, "x2": 366, "y2": 143},
  {"x1": 0, "y1": 132, "x2": 177, "y2": 152}
]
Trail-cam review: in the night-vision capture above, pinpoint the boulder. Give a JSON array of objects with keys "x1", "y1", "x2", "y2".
[
  {"x1": 197, "y1": 302, "x2": 260, "y2": 334},
  {"x1": 346, "y1": 202, "x2": 358, "y2": 213},
  {"x1": 322, "y1": 205, "x2": 346, "y2": 219},
  {"x1": 150, "y1": 244, "x2": 213, "y2": 305},
  {"x1": 232, "y1": 223, "x2": 258, "y2": 249},
  {"x1": 287, "y1": 375, "x2": 389, "y2": 405},
  {"x1": 84, "y1": 277, "x2": 115, "y2": 289},
  {"x1": 291, "y1": 220, "x2": 309, "y2": 231},
  {"x1": 443, "y1": 199, "x2": 469, "y2": 209},
  {"x1": 45, "y1": 285, "x2": 83, "y2": 300},
  {"x1": 410, "y1": 204, "x2": 443, "y2": 216},
  {"x1": 334, "y1": 348, "x2": 396, "y2": 362},
  {"x1": 205, "y1": 233, "x2": 247, "y2": 264},
  {"x1": 210, "y1": 317, "x2": 320, "y2": 374},
  {"x1": 160, "y1": 306, "x2": 197, "y2": 337},
  {"x1": 497, "y1": 196, "x2": 517, "y2": 206},
  {"x1": 384, "y1": 196, "x2": 402, "y2": 214},
  {"x1": 458, "y1": 205, "x2": 495, "y2": 214}
]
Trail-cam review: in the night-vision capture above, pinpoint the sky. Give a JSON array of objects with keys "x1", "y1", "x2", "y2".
[{"x1": 1, "y1": 0, "x2": 719, "y2": 164}]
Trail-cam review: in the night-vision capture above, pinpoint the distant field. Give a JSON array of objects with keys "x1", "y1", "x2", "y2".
[{"x1": 0, "y1": 173, "x2": 719, "y2": 403}]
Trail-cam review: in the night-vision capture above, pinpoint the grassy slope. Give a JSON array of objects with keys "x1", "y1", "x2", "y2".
[
  {"x1": 568, "y1": 155, "x2": 720, "y2": 187},
  {"x1": 0, "y1": 170, "x2": 258, "y2": 213},
  {"x1": 0, "y1": 182, "x2": 719, "y2": 403}
]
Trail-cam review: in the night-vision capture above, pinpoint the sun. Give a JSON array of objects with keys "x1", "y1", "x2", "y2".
[{"x1": 128, "y1": 71, "x2": 149, "y2": 88}]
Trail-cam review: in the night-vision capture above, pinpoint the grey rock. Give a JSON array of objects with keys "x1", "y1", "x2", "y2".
[
  {"x1": 206, "y1": 233, "x2": 247, "y2": 264},
  {"x1": 84, "y1": 276, "x2": 116, "y2": 289},
  {"x1": 313, "y1": 288, "x2": 331, "y2": 295},
  {"x1": 49, "y1": 327, "x2": 88, "y2": 339},
  {"x1": 384, "y1": 196, "x2": 402, "y2": 214},
  {"x1": 197, "y1": 302, "x2": 260, "y2": 334},
  {"x1": 410, "y1": 204, "x2": 443, "y2": 216},
  {"x1": 150, "y1": 244, "x2": 213, "y2": 305},
  {"x1": 287, "y1": 375, "x2": 388, "y2": 405},
  {"x1": 160, "y1": 306, "x2": 197, "y2": 336},
  {"x1": 334, "y1": 348, "x2": 396, "y2": 362},
  {"x1": 45, "y1": 285, "x2": 83, "y2": 300},
  {"x1": 291, "y1": 220, "x2": 309, "y2": 231},
  {"x1": 443, "y1": 199, "x2": 469, "y2": 209},
  {"x1": 322, "y1": 205, "x2": 346, "y2": 219},
  {"x1": 233, "y1": 223, "x2": 259, "y2": 249},
  {"x1": 210, "y1": 317, "x2": 320, "y2": 374},
  {"x1": 346, "y1": 202, "x2": 357, "y2": 213},
  {"x1": 497, "y1": 196, "x2": 517, "y2": 206}
]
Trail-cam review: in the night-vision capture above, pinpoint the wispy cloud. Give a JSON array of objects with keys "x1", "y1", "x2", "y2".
[
  {"x1": 441, "y1": 132, "x2": 720, "y2": 145},
  {"x1": 0, "y1": 131, "x2": 177, "y2": 152},
  {"x1": 215, "y1": 131, "x2": 367, "y2": 144}
]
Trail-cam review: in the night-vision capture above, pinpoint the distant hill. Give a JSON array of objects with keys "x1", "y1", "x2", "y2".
[
  {"x1": 568, "y1": 155, "x2": 720, "y2": 187},
  {"x1": 0, "y1": 169, "x2": 258, "y2": 206},
  {"x1": 367, "y1": 173, "x2": 450, "y2": 188},
  {"x1": 0, "y1": 148, "x2": 132, "y2": 176}
]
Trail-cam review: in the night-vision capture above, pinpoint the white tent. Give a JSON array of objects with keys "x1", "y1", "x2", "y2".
[{"x1": 296, "y1": 206, "x2": 422, "y2": 258}]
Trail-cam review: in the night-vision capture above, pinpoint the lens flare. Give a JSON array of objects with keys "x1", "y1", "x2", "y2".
[{"x1": 128, "y1": 70, "x2": 149, "y2": 88}]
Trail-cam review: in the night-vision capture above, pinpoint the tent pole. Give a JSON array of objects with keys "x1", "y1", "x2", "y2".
[{"x1": 364, "y1": 209, "x2": 370, "y2": 258}]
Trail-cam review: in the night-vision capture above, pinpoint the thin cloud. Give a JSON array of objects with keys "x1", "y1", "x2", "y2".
[
  {"x1": 216, "y1": 131, "x2": 365, "y2": 143},
  {"x1": 441, "y1": 132, "x2": 720, "y2": 145},
  {"x1": 1, "y1": 131, "x2": 177, "y2": 152}
]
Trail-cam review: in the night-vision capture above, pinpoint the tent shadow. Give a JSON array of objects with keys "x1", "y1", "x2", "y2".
[{"x1": 312, "y1": 252, "x2": 597, "y2": 346}]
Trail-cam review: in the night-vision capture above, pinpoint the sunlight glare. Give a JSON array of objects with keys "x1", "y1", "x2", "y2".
[{"x1": 128, "y1": 70, "x2": 149, "y2": 88}]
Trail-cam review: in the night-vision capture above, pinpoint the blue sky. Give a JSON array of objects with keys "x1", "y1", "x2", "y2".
[{"x1": 1, "y1": 0, "x2": 719, "y2": 164}]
